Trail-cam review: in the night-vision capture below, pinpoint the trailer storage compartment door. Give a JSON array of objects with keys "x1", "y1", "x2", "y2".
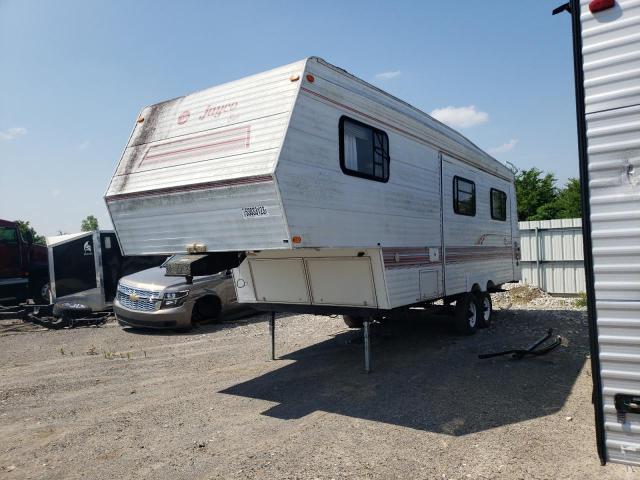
[{"x1": 570, "y1": 0, "x2": 640, "y2": 466}]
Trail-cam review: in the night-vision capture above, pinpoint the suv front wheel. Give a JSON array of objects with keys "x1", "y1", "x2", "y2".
[{"x1": 192, "y1": 295, "x2": 222, "y2": 324}]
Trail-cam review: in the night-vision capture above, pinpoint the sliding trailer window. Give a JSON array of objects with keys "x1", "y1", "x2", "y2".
[
  {"x1": 453, "y1": 176, "x2": 476, "y2": 216},
  {"x1": 490, "y1": 188, "x2": 507, "y2": 221},
  {"x1": 339, "y1": 116, "x2": 390, "y2": 182}
]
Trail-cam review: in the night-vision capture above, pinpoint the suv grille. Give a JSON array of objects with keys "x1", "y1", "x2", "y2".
[{"x1": 117, "y1": 284, "x2": 162, "y2": 312}]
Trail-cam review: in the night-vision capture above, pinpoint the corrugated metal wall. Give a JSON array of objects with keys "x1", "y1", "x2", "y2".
[{"x1": 518, "y1": 218, "x2": 585, "y2": 295}]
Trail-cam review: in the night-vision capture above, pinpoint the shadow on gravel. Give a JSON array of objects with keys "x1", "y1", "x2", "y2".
[
  {"x1": 120, "y1": 310, "x2": 288, "y2": 336},
  {"x1": 221, "y1": 308, "x2": 589, "y2": 436}
]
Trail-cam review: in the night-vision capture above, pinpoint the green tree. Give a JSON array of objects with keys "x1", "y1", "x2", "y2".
[
  {"x1": 13, "y1": 220, "x2": 46, "y2": 245},
  {"x1": 515, "y1": 168, "x2": 558, "y2": 221},
  {"x1": 514, "y1": 168, "x2": 582, "y2": 221},
  {"x1": 80, "y1": 215, "x2": 99, "y2": 232},
  {"x1": 552, "y1": 177, "x2": 582, "y2": 218},
  {"x1": 529, "y1": 177, "x2": 582, "y2": 220}
]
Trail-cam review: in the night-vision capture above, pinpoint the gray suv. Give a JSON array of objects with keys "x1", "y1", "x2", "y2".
[{"x1": 114, "y1": 266, "x2": 248, "y2": 331}]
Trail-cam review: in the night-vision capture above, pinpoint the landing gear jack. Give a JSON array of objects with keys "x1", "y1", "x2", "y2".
[
  {"x1": 269, "y1": 311, "x2": 276, "y2": 360},
  {"x1": 268, "y1": 312, "x2": 373, "y2": 373},
  {"x1": 363, "y1": 319, "x2": 371, "y2": 373}
]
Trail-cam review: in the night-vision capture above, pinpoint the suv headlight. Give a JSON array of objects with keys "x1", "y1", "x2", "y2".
[{"x1": 161, "y1": 290, "x2": 189, "y2": 309}]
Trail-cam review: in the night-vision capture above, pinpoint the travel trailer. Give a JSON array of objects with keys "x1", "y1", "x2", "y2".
[
  {"x1": 555, "y1": 0, "x2": 640, "y2": 467},
  {"x1": 105, "y1": 57, "x2": 521, "y2": 337}
]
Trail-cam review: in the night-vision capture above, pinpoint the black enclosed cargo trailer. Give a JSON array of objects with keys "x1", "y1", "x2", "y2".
[{"x1": 47, "y1": 231, "x2": 165, "y2": 311}]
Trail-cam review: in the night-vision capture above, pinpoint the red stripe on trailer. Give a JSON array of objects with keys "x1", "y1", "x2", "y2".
[
  {"x1": 300, "y1": 87, "x2": 513, "y2": 182},
  {"x1": 302, "y1": 87, "x2": 430, "y2": 151},
  {"x1": 138, "y1": 125, "x2": 251, "y2": 167},
  {"x1": 105, "y1": 174, "x2": 274, "y2": 202},
  {"x1": 382, "y1": 246, "x2": 514, "y2": 269},
  {"x1": 382, "y1": 247, "x2": 441, "y2": 269},
  {"x1": 446, "y1": 246, "x2": 514, "y2": 264}
]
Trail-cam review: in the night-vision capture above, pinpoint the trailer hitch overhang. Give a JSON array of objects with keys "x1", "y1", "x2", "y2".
[{"x1": 163, "y1": 252, "x2": 242, "y2": 278}]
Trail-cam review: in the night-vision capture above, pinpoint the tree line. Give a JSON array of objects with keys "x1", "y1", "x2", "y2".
[
  {"x1": 13, "y1": 215, "x2": 99, "y2": 246},
  {"x1": 515, "y1": 168, "x2": 581, "y2": 221}
]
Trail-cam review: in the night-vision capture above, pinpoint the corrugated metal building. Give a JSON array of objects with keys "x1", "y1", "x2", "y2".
[{"x1": 518, "y1": 218, "x2": 585, "y2": 295}]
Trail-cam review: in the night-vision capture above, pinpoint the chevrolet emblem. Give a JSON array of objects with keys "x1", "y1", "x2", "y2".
[{"x1": 129, "y1": 292, "x2": 139, "y2": 302}]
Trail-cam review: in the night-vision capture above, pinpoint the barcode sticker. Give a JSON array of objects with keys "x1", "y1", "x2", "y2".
[{"x1": 242, "y1": 206, "x2": 269, "y2": 219}]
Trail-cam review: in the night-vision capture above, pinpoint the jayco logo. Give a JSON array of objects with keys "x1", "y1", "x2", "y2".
[
  {"x1": 83, "y1": 241, "x2": 92, "y2": 256},
  {"x1": 176, "y1": 102, "x2": 239, "y2": 125},
  {"x1": 177, "y1": 110, "x2": 190, "y2": 125},
  {"x1": 198, "y1": 102, "x2": 238, "y2": 120}
]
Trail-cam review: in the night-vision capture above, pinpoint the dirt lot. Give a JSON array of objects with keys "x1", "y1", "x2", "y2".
[{"x1": 0, "y1": 287, "x2": 636, "y2": 480}]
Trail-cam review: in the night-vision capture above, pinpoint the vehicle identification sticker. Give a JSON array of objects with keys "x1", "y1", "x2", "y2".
[{"x1": 242, "y1": 206, "x2": 269, "y2": 219}]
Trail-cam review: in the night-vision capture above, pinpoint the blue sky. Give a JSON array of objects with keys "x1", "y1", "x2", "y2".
[{"x1": 0, "y1": 0, "x2": 578, "y2": 236}]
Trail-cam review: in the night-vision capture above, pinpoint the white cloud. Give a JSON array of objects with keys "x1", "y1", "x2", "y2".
[
  {"x1": 489, "y1": 139, "x2": 519, "y2": 155},
  {"x1": 52, "y1": 189, "x2": 62, "y2": 198},
  {"x1": 0, "y1": 127, "x2": 27, "y2": 141},
  {"x1": 430, "y1": 105, "x2": 489, "y2": 129},
  {"x1": 77, "y1": 140, "x2": 91, "y2": 150},
  {"x1": 374, "y1": 70, "x2": 401, "y2": 80}
]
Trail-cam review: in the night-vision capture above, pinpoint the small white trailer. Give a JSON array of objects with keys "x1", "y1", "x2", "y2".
[
  {"x1": 105, "y1": 57, "x2": 521, "y2": 346},
  {"x1": 555, "y1": 0, "x2": 640, "y2": 467}
]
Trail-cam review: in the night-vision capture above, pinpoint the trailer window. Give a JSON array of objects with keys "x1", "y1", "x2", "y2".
[
  {"x1": 490, "y1": 188, "x2": 507, "y2": 221},
  {"x1": 339, "y1": 116, "x2": 389, "y2": 182},
  {"x1": 0, "y1": 227, "x2": 18, "y2": 245},
  {"x1": 453, "y1": 176, "x2": 476, "y2": 216}
]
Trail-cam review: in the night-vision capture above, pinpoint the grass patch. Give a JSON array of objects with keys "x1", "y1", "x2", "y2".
[{"x1": 574, "y1": 292, "x2": 588, "y2": 308}]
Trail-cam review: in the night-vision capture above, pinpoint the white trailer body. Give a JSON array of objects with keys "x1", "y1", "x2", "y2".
[
  {"x1": 560, "y1": 0, "x2": 640, "y2": 467},
  {"x1": 105, "y1": 57, "x2": 520, "y2": 315}
]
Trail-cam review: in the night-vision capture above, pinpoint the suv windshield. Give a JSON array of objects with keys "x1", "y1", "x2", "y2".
[{"x1": 0, "y1": 227, "x2": 18, "y2": 245}]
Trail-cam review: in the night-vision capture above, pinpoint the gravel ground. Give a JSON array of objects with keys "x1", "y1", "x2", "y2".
[{"x1": 0, "y1": 284, "x2": 636, "y2": 480}]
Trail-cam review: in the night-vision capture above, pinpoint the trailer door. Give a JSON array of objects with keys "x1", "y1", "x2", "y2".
[
  {"x1": 50, "y1": 233, "x2": 98, "y2": 299},
  {"x1": 565, "y1": 0, "x2": 640, "y2": 466}
]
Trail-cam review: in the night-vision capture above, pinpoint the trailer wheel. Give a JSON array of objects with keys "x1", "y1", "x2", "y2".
[
  {"x1": 343, "y1": 315, "x2": 365, "y2": 329},
  {"x1": 453, "y1": 293, "x2": 478, "y2": 335},
  {"x1": 30, "y1": 278, "x2": 51, "y2": 305},
  {"x1": 37, "y1": 282, "x2": 52, "y2": 305},
  {"x1": 475, "y1": 292, "x2": 493, "y2": 328}
]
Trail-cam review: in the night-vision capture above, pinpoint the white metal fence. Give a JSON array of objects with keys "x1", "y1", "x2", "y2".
[{"x1": 518, "y1": 218, "x2": 585, "y2": 295}]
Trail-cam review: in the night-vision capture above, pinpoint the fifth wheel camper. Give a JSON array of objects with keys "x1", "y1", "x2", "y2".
[{"x1": 105, "y1": 57, "x2": 521, "y2": 336}]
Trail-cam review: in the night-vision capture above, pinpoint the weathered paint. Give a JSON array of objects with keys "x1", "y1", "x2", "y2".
[{"x1": 106, "y1": 57, "x2": 520, "y2": 310}]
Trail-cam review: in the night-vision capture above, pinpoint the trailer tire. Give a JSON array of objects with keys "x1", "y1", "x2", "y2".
[
  {"x1": 342, "y1": 315, "x2": 365, "y2": 329},
  {"x1": 35, "y1": 281, "x2": 52, "y2": 305},
  {"x1": 475, "y1": 292, "x2": 493, "y2": 328},
  {"x1": 453, "y1": 293, "x2": 478, "y2": 335},
  {"x1": 52, "y1": 302, "x2": 92, "y2": 320}
]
